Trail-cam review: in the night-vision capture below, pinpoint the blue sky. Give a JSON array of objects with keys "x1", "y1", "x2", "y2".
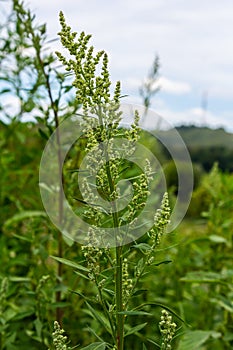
[{"x1": 4, "y1": 0, "x2": 233, "y2": 131}]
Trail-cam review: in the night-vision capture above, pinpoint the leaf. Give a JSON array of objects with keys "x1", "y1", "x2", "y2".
[
  {"x1": 74, "y1": 270, "x2": 90, "y2": 280},
  {"x1": 147, "y1": 339, "x2": 160, "y2": 348},
  {"x1": 62, "y1": 233, "x2": 74, "y2": 247},
  {"x1": 34, "y1": 318, "x2": 42, "y2": 339},
  {"x1": 124, "y1": 322, "x2": 147, "y2": 337},
  {"x1": 152, "y1": 260, "x2": 172, "y2": 267},
  {"x1": 12, "y1": 233, "x2": 33, "y2": 242},
  {"x1": 39, "y1": 182, "x2": 54, "y2": 193},
  {"x1": 0, "y1": 88, "x2": 11, "y2": 94},
  {"x1": 132, "y1": 289, "x2": 148, "y2": 297},
  {"x1": 132, "y1": 243, "x2": 152, "y2": 253},
  {"x1": 70, "y1": 290, "x2": 96, "y2": 303},
  {"x1": 85, "y1": 302, "x2": 111, "y2": 335},
  {"x1": 9, "y1": 277, "x2": 31, "y2": 282},
  {"x1": 209, "y1": 235, "x2": 227, "y2": 244},
  {"x1": 210, "y1": 296, "x2": 233, "y2": 313},
  {"x1": 51, "y1": 256, "x2": 89, "y2": 272},
  {"x1": 177, "y1": 330, "x2": 221, "y2": 350},
  {"x1": 4, "y1": 211, "x2": 47, "y2": 228},
  {"x1": 85, "y1": 326, "x2": 105, "y2": 343},
  {"x1": 38, "y1": 127, "x2": 49, "y2": 140},
  {"x1": 118, "y1": 311, "x2": 152, "y2": 316},
  {"x1": 134, "y1": 302, "x2": 186, "y2": 324},
  {"x1": 80, "y1": 342, "x2": 106, "y2": 350},
  {"x1": 180, "y1": 271, "x2": 226, "y2": 284}
]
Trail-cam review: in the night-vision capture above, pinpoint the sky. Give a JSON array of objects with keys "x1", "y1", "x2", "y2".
[{"x1": 3, "y1": 0, "x2": 233, "y2": 131}]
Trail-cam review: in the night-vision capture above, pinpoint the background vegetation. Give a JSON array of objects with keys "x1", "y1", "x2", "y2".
[{"x1": 0, "y1": 1, "x2": 233, "y2": 349}]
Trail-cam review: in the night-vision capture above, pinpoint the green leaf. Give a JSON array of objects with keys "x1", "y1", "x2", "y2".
[
  {"x1": 132, "y1": 289, "x2": 148, "y2": 296},
  {"x1": 74, "y1": 270, "x2": 90, "y2": 280},
  {"x1": 132, "y1": 243, "x2": 152, "y2": 253},
  {"x1": 152, "y1": 260, "x2": 172, "y2": 267},
  {"x1": 124, "y1": 322, "x2": 147, "y2": 337},
  {"x1": 85, "y1": 326, "x2": 105, "y2": 343},
  {"x1": 118, "y1": 311, "x2": 152, "y2": 316},
  {"x1": 38, "y1": 127, "x2": 49, "y2": 140},
  {"x1": 134, "y1": 302, "x2": 186, "y2": 324},
  {"x1": 209, "y1": 234, "x2": 227, "y2": 244},
  {"x1": 85, "y1": 302, "x2": 111, "y2": 335},
  {"x1": 9, "y1": 277, "x2": 31, "y2": 282},
  {"x1": 12, "y1": 233, "x2": 33, "y2": 242},
  {"x1": 147, "y1": 339, "x2": 160, "y2": 348},
  {"x1": 4, "y1": 211, "x2": 47, "y2": 228},
  {"x1": 70, "y1": 290, "x2": 96, "y2": 303},
  {"x1": 34, "y1": 318, "x2": 43, "y2": 339},
  {"x1": 62, "y1": 233, "x2": 74, "y2": 247},
  {"x1": 51, "y1": 256, "x2": 89, "y2": 272},
  {"x1": 80, "y1": 342, "x2": 106, "y2": 350},
  {"x1": 211, "y1": 296, "x2": 233, "y2": 313},
  {"x1": 180, "y1": 271, "x2": 226, "y2": 284},
  {"x1": 177, "y1": 330, "x2": 221, "y2": 350}
]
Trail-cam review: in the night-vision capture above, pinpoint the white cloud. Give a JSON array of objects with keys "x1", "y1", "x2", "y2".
[
  {"x1": 1, "y1": 0, "x2": 233, "y2": 129},
  {"x1": 143, "y1": 105, "x2": 232, "y2": 131},
  {"x1": 156, "y1": 77, "x2": 191, "y2": 95}
]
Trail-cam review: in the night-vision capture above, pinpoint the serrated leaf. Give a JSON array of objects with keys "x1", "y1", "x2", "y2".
[
  {"x1": 177, "y1": 330, "x2": 221, "y2": 350},
  {"x1": 51, "y1": 256, "x2": 89, "y2": 272},
  {"x1": 124, "y1": 322, "x2": 147, "y2": 337}
]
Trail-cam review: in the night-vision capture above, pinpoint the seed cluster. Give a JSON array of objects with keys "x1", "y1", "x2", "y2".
[
  {"x1": 159, "y1": 309, "x2": 177, "y2": 350},
  {"x1": 52, "y1": 321, "x2": 71, "y2": 350}
]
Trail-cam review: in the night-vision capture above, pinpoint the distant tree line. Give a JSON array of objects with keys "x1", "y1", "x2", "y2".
[{"x1": 188, "y1": 146, "x2": 233, "y2": 172}]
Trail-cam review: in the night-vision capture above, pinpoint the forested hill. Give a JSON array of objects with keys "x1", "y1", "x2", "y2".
[
  {"x1": 157, "y1": 125, "x2": 233, "y2": 150},
  {"x1": 156, "y1": 125, "x2": 233, "y2": 172},
  {"x1": 175, "y1": 125, "x2": 233, "y2": 149}
]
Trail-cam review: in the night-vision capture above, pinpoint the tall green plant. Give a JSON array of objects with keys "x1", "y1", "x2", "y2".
[{"x1": 53, "y1": 12, "x2": 178, "y2": 350}]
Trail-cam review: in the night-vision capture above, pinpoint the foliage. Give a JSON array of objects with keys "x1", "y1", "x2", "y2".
[{"x1": 0, "y1": 1, "x2": 233, "y2": 350}]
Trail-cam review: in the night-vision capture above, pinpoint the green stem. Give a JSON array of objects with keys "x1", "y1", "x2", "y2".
[
  {"x1": 115, "y1": 245, "x2": 124, "y2": 350},
  {"x1": 95, "y1": 103, "x2": 125, "y2": 348},
  {"x1": 95, "y1": 277, "x2": 116, "y2": 343}
]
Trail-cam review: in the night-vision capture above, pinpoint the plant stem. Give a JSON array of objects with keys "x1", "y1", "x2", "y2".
[
  {"x1": 97, "y1": 105, "x2": 124, "y2": 349},
  {"x1": 33, "y1": 38, "x2": 64, "y2": 325},
  {"x1": 115, "y1": 245, "x2": 124, "y2": 350}
]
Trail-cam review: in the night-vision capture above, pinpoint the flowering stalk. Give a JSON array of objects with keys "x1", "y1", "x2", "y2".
[
  {"x1": 159, "y1": 310, "x2": 177, "y2": 350},
  {"x1": 56, "y1": 12, "x2": 172, "y2": 350}
]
